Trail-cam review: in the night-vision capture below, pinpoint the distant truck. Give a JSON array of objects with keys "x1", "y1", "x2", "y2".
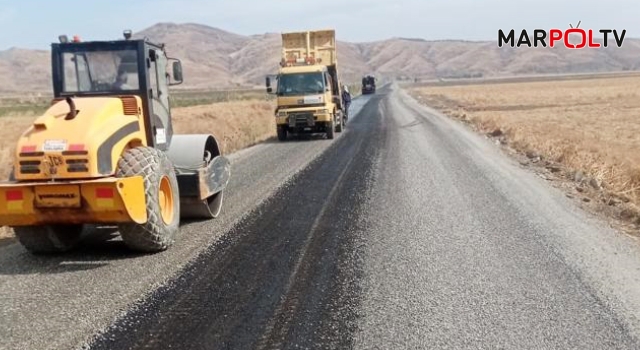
[
  {"x1": 362, "y1": 75, "x2": 376, "y2": 94},
  {"x1": 266, "y1": 29, "x2": 346, "y2": 141}
]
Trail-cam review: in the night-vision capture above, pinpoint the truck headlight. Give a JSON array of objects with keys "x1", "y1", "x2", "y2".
[
  {"x1": 277, "y1": 111, "x2": 287, "y2": 117},
  {"x1": 317, "y1": 109, "x2": 329, "y2": 114}
]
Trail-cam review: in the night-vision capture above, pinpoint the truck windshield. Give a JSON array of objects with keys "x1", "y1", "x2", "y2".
[
  {"x1": 61, "y1": 49, "x2": 140, "y2": 93},
  {"x1": 277, "y1": 72, "x2": 325, "y2": 96}
]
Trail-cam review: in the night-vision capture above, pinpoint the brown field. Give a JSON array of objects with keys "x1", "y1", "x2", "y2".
[
  {"x1": 0, "y1": 99, "x2": 276, "y2": 243},
  {"x1": 409, "y1": 75, "x2": 640, "y2": 229},
  {"x1": 171, "y1": 100, "x2": 276, "y2": 153}
]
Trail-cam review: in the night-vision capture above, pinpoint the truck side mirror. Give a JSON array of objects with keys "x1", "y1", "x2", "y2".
[
  {"x1": 266, "y1": 76, "x2": 273, "y2": 93},
  {"x1": 172, "y1": 61, "x2": 183, "y2": 84}
]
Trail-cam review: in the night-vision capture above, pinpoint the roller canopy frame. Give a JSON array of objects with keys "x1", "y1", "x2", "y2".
[{"x1": 166, "y1": 134, "x2": 231, "y2": 219}]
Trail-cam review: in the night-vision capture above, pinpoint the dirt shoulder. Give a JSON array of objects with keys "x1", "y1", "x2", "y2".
[{"x1": 408, "y1": 76, "x2": 640, "y2": 236}]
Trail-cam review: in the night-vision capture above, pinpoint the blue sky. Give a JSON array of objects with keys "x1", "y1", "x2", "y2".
[{"x1": 0, "y1": 0, "x2": 637, "y2": 50}]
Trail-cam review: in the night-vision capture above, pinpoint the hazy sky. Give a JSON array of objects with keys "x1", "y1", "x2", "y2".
[{"x1": 0, "y1": 0, "x2": 637, "y2": 50}]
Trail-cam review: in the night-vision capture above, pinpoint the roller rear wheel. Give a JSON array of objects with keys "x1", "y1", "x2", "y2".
[
  {"x1": 14, "y1": 225, "x2": 83, "y2": 254},
  {"x1": 116, "y1": 147, "x2": 180, "y2": 253}
]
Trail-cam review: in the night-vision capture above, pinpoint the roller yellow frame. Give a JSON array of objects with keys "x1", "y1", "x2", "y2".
[{"x1": 0, "y1": 176, "x2": 147, "y2": 226}]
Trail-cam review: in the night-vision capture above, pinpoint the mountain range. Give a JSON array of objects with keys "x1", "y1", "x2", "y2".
[{"x1": 1, "y1": 22, "x2": 639, "y2": 92}]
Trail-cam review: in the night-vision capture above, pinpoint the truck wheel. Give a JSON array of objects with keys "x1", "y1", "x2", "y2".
[
  {"x1": 277, "y1": 127, "x2": 287, "y2": 141},
  {"x1": 326, "y1": 116, "x2": 335, "y2": 140},
  {"x1": 14, "y1": 224, "x2": 83, "y2": 254},
  {"x1": 116, "y1": 147, "x2": 180, "y2": 253}
]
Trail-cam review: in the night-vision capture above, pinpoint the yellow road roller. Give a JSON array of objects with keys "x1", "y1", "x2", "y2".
[{"x1": 0, "y1": 31, "x2": 230, "y2": 254}]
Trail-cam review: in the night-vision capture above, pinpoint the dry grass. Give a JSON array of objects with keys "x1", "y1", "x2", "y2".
[
  {"x1": 0, "y1": 99, "x2": 275, "y2": 242},
  {"x1": 172, "y1": 100, "x2": 276, "y2": 153},
  {"x1": 410, "y1": 75, "x2": 640, "y2": 224}
]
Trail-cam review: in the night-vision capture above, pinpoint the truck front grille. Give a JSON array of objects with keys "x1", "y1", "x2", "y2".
[{"x1": 289, "y1": 113, "x2": 315, "y2": 127}]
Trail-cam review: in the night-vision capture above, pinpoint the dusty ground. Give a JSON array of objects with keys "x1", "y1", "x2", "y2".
[
  {"x1": 409, "y1": 75, "x2": 640, "y2": 234},
  {"x1": 0, "y1": 99, "x2": 276, "y2": 243}
]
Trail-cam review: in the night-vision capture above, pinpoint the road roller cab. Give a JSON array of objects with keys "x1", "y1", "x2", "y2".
[{"x1": 0, "y1": 31, "x2": 230, "y2": 254}]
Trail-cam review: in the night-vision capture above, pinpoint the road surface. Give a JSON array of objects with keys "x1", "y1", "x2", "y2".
[{"x1": 2, "y1": 85, "x2": 640, "y2": 349}]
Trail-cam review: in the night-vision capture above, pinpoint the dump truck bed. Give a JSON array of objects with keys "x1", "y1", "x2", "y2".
[{"x1": 281, "y1": 29, "x2": 336, "y2": 66}]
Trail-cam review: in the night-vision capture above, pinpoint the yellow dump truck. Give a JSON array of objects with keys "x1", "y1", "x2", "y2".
[{"x1": 266, "y1": 29, "x2": 346, "y2": 141}]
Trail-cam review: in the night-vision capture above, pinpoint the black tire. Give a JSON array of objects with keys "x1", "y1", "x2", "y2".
[
  {"x1": 14, "y1": 224, "x2": 83, "y2": 254},
  {"x1": 326, "y1": 116, "x2": 335, "y2": 140},
  {"x1": 277, "y1": 126, "x2": 287, "y2": 141},
  {"x1": 116, "y1": 147, "x2": 180, "y2": 253}
]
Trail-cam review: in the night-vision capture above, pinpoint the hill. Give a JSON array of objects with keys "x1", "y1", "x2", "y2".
[{"x1": 0, "y1": 22, "x2": 639, "y2": 92}]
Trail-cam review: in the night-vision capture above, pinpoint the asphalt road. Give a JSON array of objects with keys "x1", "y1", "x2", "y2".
[{"x1": 3, "y1": 85, "x2": 640, "y2": 349}]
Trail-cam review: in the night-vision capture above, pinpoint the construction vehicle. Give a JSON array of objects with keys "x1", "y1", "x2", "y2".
[
  {"x1": 265, "y1": 29, "x2": 345, "y2": 141},
  {"x1": 0, "y1": 30, "x2": 230, "y2": 254},
  {"x1": 362, "y1": 75, "x2": 376, "y2": 94}
]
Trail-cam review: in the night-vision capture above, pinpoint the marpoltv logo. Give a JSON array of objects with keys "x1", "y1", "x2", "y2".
[{"x1": 498, "y1": 21, "x2": 627, "y2": 49}]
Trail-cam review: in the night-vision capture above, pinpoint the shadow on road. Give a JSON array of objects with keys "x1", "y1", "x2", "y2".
[
  {"x1": 0, "y1": 225, "x2": 148, "y2": 276},
  {"x1": 263, "y1": 133, "x2": 329, "y2": 144}
]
